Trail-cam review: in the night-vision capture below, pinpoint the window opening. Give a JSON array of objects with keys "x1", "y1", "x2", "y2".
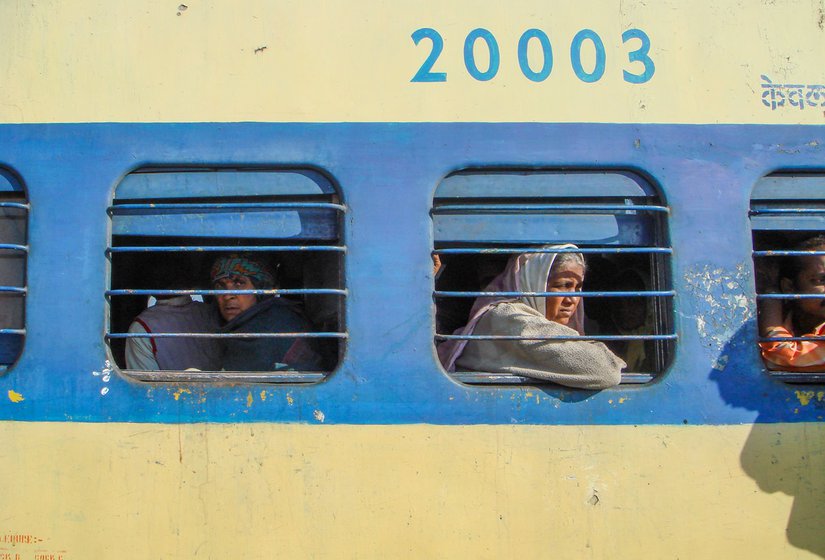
[
  {"x1": 432, "y1": 170, "x2": 674, "y2": 386},
  {"x1": 0, "y1": 169, "x2": 26, "y2": 371},
  {"x1": 106, "y1": 168, "x2": 346, "y2": 383},
  {"x1": 751, "y1": 173, "x2": 825, "y2": 382}
]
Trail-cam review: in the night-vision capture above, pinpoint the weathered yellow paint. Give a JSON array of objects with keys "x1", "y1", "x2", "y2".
[
  {"x1": 172, "y1": 388, "x2": 191, "y2": 401},
  {"x1": 795, "y1": 390, "x2": 825, "y2": 406},
  {"x1": 6, "y1": 390, "x2": 23, "y2": 403},
  {"x1": 0, "y1": 0, "x2": 823, "y2": 124},
  {"x1": 0, "y1": 422, "x2": 822, "y2": 559}
]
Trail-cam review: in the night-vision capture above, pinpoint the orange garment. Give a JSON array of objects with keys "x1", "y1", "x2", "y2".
[{"x1": 759, "y1": 314, "x2": 825, "y2": 372}]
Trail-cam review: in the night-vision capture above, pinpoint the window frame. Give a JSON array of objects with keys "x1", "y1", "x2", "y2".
[
  {"x1": 105, "y1": 166, "x2": 347, "y2": 383},
  {"x1": 750, "y1": 172, "x2": 825, "y2": 383},
  {"x1": 431, "y1": 169, "x2": 676, "y2": 386},
  {"x1": 0, "y1": 168, "x2": 27, "y2": 372}
]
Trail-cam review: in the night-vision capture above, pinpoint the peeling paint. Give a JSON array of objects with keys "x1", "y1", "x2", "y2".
[
  {"x1": 713, "y1": 354, "x2": 730, "y2": 371},
  {"x1": 246, "y1": 392, "x2": 254, "y2": 408},
  {"x1": 286, "y1": 394, "x2": 294, "y2": 406},
  {"x1": 794, "y1": 390, "x2": 825, "y2": 406},
  {"x1": 259, "y1": 390, "x2": 267, "y2": 401},
  {"x1": 91, "y1": 360, "x2": 113, "y2": 397},
  {"x1": 683, "y1": 263, "x2": 753, "y2": 356},
  {"x1": 7, "y1": 389, "x2": 23, "y2": 403},
  {"x1": 172, "y1": 388, "x2": 191, "y2": 401},
  {"x1": 313, "y1": 409, "x2": 325, "y2": 422},
  {"x1": 618, "y1": 397, "x2": 628, "y2": 404}
]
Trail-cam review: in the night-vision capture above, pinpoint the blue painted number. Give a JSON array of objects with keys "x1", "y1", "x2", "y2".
[
  {"x1": 570, "y1": 29, "x2": 606, "y2": 83},
  {"x1": 411, "y1": 28, "x2": 447, "y2": 82},
  {"x1": 622, "y1": 28, "x2": 655, "y2": 84},
  {"x1": 464, "y1": 28, "x2": 500, "y2": 81},
  {"x1": 517, "y1": 29, "x2": 553, "y2": 82}
]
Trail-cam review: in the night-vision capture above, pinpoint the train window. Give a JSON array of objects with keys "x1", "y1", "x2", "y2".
[
  {"x1": 432, "y1": 170, "x2": 675, "y2": 386},
  {"x1": 0, "y1": 169, "x2": 26, "y2": 371},
  {"x1": 106, "y1": 168, "x2": 346, "y2": 382},
  {"x1": 751, "y1": 173, "x2": 825, "y2": 382}
]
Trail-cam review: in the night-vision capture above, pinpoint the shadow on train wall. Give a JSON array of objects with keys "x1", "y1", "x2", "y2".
[{"x1": 711, "y1": 319, "x2": 825, "y2": 558}]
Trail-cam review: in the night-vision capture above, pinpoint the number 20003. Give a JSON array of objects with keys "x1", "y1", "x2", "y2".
[{"x1": 411, "y1": 27, "x2": 654, "y2": 84}]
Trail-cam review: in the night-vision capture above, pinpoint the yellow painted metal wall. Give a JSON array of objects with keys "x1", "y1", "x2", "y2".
[
  {"x1": 0, "y1": 422, "x2": 822, "y2": 559},
  {"x1": 0, "y1": 0, "x2": 822, "y2": 124}
]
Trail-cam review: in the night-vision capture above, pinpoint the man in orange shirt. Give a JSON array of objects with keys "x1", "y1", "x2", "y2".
[{"x1": 758, "y1": 236, "x2": 825, "y2": 371}]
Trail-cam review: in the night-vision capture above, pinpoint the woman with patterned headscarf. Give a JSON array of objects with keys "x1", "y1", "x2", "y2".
[
  {"x1": 437, "y1": 245, "x2": 624, "y2": 389},
  {"x1": 211, "y1": 253, "x2": 321, "y2": 371}
]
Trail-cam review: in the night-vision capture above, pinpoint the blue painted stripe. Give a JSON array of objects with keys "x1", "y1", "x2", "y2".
[{"x1": 0, "y1": 122, "x2": 820, "y2": 426}]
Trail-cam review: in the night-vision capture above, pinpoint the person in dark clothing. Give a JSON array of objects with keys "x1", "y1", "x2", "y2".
[{"x1": 210, "y1": 253, "x2": 321, "y2": 371}]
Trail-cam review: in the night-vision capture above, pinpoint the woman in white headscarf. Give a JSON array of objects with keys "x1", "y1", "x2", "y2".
[{"x1": 437, "y1": 244, "x2": 624, "y2": 389}]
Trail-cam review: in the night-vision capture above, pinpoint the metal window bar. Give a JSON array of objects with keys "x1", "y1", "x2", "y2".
[
  {"x1": 759, "y1": 335, "x2": 825, "y2": 342},
  {"x1": 107, "y1": 288, "x2": 346, "y2": 297},
  {"x1": 108, "y1": 245, "x2": 346, "y2": 254},
  {"x1": 435, "y1": 247, "x2": 671, "y2": 255},
  {"x1": 123, "y1": 370, "x2": 326, "y2": 384},
  {"x1": 109, "y1": 202, "x2": 346, "y2": 214},
  {"x1": 452, "y1": 372, "x2": 656, "y2": 385},
  {"x1": 432, "y1": 203, "x2": 669, "y2": 215},
  {"x1": 753, "y1": 250, "x2": 825, "y2": 257},
  {"x1": 764, "y1": 371, "x2": 825, "y2": 383},
  {"x1": 749, "y1": 208, "x2": 825, "y2": 216},
  {"x1": 108, "y1": 332, "x2": 347, "y2": 340},
  {"x1": 757, "y1": 293, "x2": 825, "y2": 300},
  {"x1": 0, "y1": 287, "x2": 26, "y2": 294},
  {"x1": 435, "y1": 290, "x2": 674, "y2": 298}
]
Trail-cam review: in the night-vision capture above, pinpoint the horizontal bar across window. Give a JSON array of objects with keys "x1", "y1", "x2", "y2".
[
  {"x1": 0, "y1": 286, "x2": 26, "y2": 294},
  {"x1": 753, "y1": 250, "x2": 825, "y2": 257},
  {"x1": 109, "y1": 202, "x2": 346, "y2": 214},
  {"x1": 435, "y1": 247, "x2": 672, "y2": 255},
  {"x1": 759, "y1": 335, "x2": 825, "y2": 342},
  {"x1": 435, "y1": 290, "x2": 674, "y2": 298},
  {"x1": 766, "y1": 371, "x2": 825, "y2": 383},
  {"x1": 106, "y1": 288, "x2": 346, "y2": 297},
  {"x1": 108, "y1": 245, "x2": 345, "y2": 254},
  {"x1": 0, "y1": 202, "x2": 29, "y2": 211},
  {"x1": 0, "y1": 329, "x2": 25, "y2": 335},
  {"x1": 435, "y1": 334, "x2": 677, "y2": 342},
  {"x1": 749, "y1": 208, "x2": 825, "y2": 215},
  {"x1": 432, "y1": 204, "x2": 669, "y2": 215},
  {"x1": 123, "y1": 370, "x2": 325, "y2": 383},
  {"x1": 0, "y1": 244, "x2": 28, "y2": 253},
  {"x1": 107, "y1": 332, "x2": 347, "y2": 339},
  {"x1": 452, "y1": 372, "x2": 655, "y2": 385},
  {"x1": 756, "y1": 293, "x2": 825, "y2": 299}
]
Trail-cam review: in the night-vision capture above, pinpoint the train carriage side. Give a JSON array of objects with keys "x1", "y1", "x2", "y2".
[{"x1": 0, "y1": 2, "x2": 823, "y2": 559}]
